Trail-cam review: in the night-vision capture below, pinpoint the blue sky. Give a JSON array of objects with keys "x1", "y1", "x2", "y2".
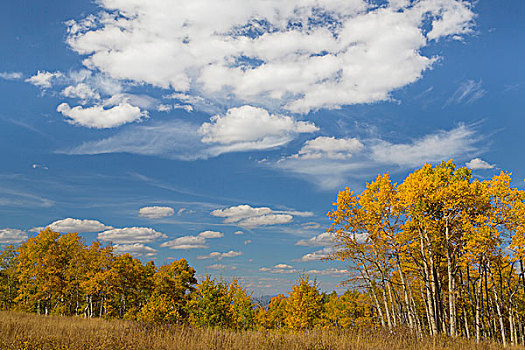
[{"x1": 0, "y1": 0, "x2": 523, "y2": 295}]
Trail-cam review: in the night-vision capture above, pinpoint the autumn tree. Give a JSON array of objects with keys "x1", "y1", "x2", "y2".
[
  {"x1": 0, "y1": 245, "x2": 17, "y2": 310},
  {"x1": 328, "y1": 161, "x2": 525, "y2": 345},
  {"x1": 139, "y1": 258, "x2": 196, "y2": 324},
  {"x1": 285, "y1": 275, "x2": 323, "y2": 330}
]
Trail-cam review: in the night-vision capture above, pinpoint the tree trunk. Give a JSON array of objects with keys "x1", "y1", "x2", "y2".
[
  {"x1": 488, "y1": 267, "x2": 507, "y2": 346},
  {"x1": 445, "y1": 220, "x2": 457, "y2": 336},
  {"x1": 419, "y1": 229, "x2": 438, "y2": 335}
]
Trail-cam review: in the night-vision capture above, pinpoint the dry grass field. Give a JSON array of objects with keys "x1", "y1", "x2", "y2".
[{"x1": 0, "y1": 311, "x2": 520, "y2": 350}]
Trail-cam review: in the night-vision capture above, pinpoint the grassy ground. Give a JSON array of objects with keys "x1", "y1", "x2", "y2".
[{"x1": 0, "y1": 311, "x2": 519, "y2": 350}]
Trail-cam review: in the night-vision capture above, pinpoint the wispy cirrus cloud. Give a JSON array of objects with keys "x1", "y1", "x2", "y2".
[
  {"x1": 444, "y1": 80, "x2": 486, "y2": 107},
  {"x1": 276, "y1": 124, "x2": 481, "y2": 189}
]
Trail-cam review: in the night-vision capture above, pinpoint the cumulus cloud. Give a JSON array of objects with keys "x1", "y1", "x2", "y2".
[
  {"x1": 56, "y1": 102, "x2": 148, "y2": 128},
  {"x1": 466, "y1": 158, "x2": 495, "y2": 170},
  {"x1": 98, "y1": 227, "x2": 167, "y2": 244},
  {"x1": 0, "y1": 228, "x2": 27, "y2": 244},
  {"x1": 207, "y1": 264, "x2": 237, "y2": 270},
  {"x1": 26, "y1": 71, "x2": 63, "y2": 88},
  {"x1": 63, "y1": 0, "x2": 474, "y2": 114},
  {"x1": 211, "y1": 204, "x2": 295, "y2": 228},
  {"x1": 198, "y1": 231, "x2": 224, "y2": 239},
  {"x1": 138, "y1": 206, "x2": 175, "y2": 219},
  {"x1": 0, "y1": 72, "x2": 23, "y2": 80},
  {"x1": 199, "y1": 106, "x2": 318, "y2": 155},
  {"x1": 62, "y1": 83, "x2": 100, "y2": 101},
  {"x1": 260, "y1": 264, "x2": 297, "y2": 274},
  {"x1": 307, "y1": 268, "x2": 349, "y2": 276},
  {"x1": 234, "y1": 231, "x2": 244, "y2": 235},
  {"x1": 113, "y1": 243, "x2": 157, "y2": 257},
  {"x1": 48, "y1": 218, "x2": 112, "y2": 233},
  {"x1": 197, "y1": 250, "x2": 242, "y2": 260},
  {"x1": 291, "y1": 137, "x2": 364, "y2": 160},
  {"x1": 160, "y1": 235, "x2": 208, "y2": 250},
  {"x1": 298, "y1": 247, "x2": 339, "y2": 262},
  {"x1": 296, "y1": 232, "x2": 334, "y2": 247}
]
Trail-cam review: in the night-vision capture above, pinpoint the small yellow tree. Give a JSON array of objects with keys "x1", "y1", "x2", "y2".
[{"x1": 285, "y1": 275, "x2": 323, "y2": 330}]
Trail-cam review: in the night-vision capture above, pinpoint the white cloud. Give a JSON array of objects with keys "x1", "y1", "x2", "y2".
[
  {"x1": 207, "y1": 264, "x2": 237, "y2": 270},
  {"x1": 197, "y1": 250, "x2": 242, "y2": 260},
  {"x1": 299, "y1": 247, "x2": 338, "y2": 262},
  {"x1": 445, "y1": 80, "x2": 486, "y2": 106},
  {"x1": 291, "y1": 136, "x2": 364, "y2": 160},
  {"x1": 32, "y1": 164, "x2": 49, "y2": 170},
  {"x1": 160, "y1": 235, "x2": 208, "y2": 249},
  {"x1": 199, "y1": 106, "x2": 318, "y2": 155},
  {"x1": 113, "y1": 243, "x2": 157, "y2": 257},
  {"x1": 138, "y1": 206, "x2": 175, "y2": 219},
  {"x1": 29, "y1": 227, "x2": 45, "y2": 233},
  {"x1": 63, "y1": 0, "x2": 474, "y2": 114},
  {"x1": 277, "y1": 124, "x2": 480, "y2": 189},
  {"x1": 198, "y1": 230, "x2": 224, "y2": 239},
  {"x1": 296, "y1": 232, "x2": 334, "y2": 247},
  {"x1": 0, "y1": 228, "x2": 27, "y2": 244},
  {"x1": 62, "y1": 83, "x2": 100, "y2": 101},
  {"x1": 157, "y1": 104, "x2": 172, "y2": 112},
  {"x1": 98, "y1": 227, "x2": 167, "y2": 244},
  {"x1": 234, "y1": 231, "x2": 244, "y2": 235},
  {"x1": 371, "y1": 124, "x2": 478, "y2": 167},
  {"x1": 177, "y1": 208, "x2": 195, "y2": 215},
  {"x1": 211, "y1": 205, "x2": 272, "y2": 223},
  {"x1": 0, "y1": 72, "x2": 23, "y2": 80},
  {"x1": 57, "y1": 102, "x2": 148, "y2": 128},
  {"x1": 211, "y1": 204, "x2": 296, "y2": 227},
  {"x1": 48, "y1": 218, "x2": 112, "y2": 233},
  {"x1": 466, "y1": 158, "x2": 494, "y2": 170},
  {"x1": 26, "y1": 71, "x2": 63, "y2": 88},
  {"x1": 244, "y1": 240, "x2": 252, "y2": 245},
  {"x1": 237, "y1": 214, "x2": 293, "y2": 228},
  {"x1": 260, "y1": 264, "x2": 297, "y2": 274},
  {"x1": 64, "y1": 120, "x2": 207, "y2": 160},
  {"x1": 306, "y1": 268, "x2": 349, "y2": 276}
]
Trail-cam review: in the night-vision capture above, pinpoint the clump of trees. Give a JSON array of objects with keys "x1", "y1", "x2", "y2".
[
  {"x1": 0, "y1": 231, "x2": 371, "y2": 330},
  {"x1": 328, "y1": 161, "x2": 525, "y2": 345}
]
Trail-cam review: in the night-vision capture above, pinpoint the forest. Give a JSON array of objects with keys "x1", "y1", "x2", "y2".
[{"x1": 1, "y1": 161, "x2": 525, "y2": 347}]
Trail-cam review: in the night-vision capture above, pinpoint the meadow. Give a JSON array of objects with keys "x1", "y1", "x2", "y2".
[{"x1": 0, "y1": 311, "x2": 517, "y2": 350}]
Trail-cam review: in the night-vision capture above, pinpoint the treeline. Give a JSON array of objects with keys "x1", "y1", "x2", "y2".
[
  {"x1": 2, "y1": 161, "x2": 524, "y2": 346},
  {"x1": 0, "y1": 228, "x2": 371, "y2": 330},
  {"x1": 329, "y1": 161, "x2": 525, "y2": 346}
]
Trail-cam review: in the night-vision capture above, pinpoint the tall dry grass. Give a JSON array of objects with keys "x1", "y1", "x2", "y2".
[{"x1": 0, "y1": 311, "x2": 519, "y2": 350}]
